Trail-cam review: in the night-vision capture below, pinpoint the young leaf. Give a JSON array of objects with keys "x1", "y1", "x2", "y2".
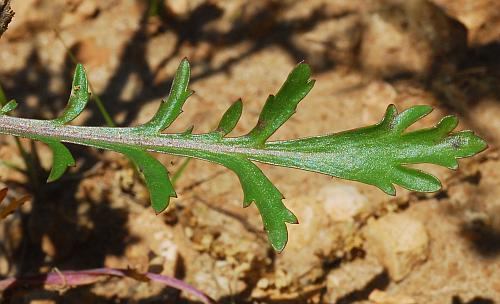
[
  {"x1": 0, "y1": 59, "x2": 487, "y2": 251},
  {"x1": 53, "y1": 63, "x2": 90, "y2": 125},
  {"x1": 216, "y1": 99, "x2": 243, "y2": 136},
  {"x1": 201, "y1": 153, "x2": 297, "y2": 252},
  {"x1": 134, "y1": 58, "x2": 192, "y2": 133},
  {"x1": 0, "y1": 100, "x2": 17, "y2": 114},
  {"x1": 108, "y1": 145, "x2": 176, "y2": 213},
  {"x1": 40, "y1": 138, "x2": 76, "y2": 182},
  {"x1": 246, "y1": 63, "x2": 315, "y2": 146}
]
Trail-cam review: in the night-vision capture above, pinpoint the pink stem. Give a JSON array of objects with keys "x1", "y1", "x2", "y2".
[{"x1": 0, "y1": 268, "x2": 216, "y2": 304}]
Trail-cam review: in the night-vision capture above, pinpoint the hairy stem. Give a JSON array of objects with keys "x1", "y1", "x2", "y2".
[{"x1": 0, "y1": 115, "x2": 309, "y2": 160}]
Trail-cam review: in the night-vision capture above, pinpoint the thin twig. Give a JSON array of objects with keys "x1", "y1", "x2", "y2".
[{"x1": 0, "y1": 267, "x2": 217, "y2": 304}]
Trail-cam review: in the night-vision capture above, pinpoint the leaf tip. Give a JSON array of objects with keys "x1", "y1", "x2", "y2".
[
  {"x1": 380, "y1": 104, "x2": 398, "y2": 127},
  {"x1": 0, "y1": 99, "x2": 18, "y2": 114},
  {"x1": 178, "y1": 57, "x2": 191, "y2": 76},
  {"x1": 268, "y1": 228, "x2": 288, "y2": 253},
  {"x1": 447, "y1": 130, "x2": 488, "y2": 158},
  {"x1": 381, "y1": 183, "x2": 397, "y2": 196},
  {"x1": 217, "y1": 98, "x2": 244, "y2": 136}
]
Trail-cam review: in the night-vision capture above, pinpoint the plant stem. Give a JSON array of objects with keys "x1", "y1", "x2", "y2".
[
  {"x1": 0, "y1": 84, "x2": 39, "y2": 186},
  {"x1": 171, "y1": 158, "x2": 192, "y2": 186},
  {"x1": 0, "y1": 115, "x2": 299, "y2": 159},
  {"x1": 0, "y1": 268, "x2": 216, "y2": 304}
]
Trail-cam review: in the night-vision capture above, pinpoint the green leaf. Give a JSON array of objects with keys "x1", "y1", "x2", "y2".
[
  {"x1": 216, "y1": 99, "x2": 243, "y2": 136},
  {"x1": 182, "y1": 125, "x2": 194, "y2": 136},
  {"x1": 0, "y1": 100, "x2": 17, "y2": 115},
  {"x1": 207, "y1": 155, "x2": 297, "y2": 252},
  {"x1": 110, "y1": 145, "x2": 176, "y2": 213},
  {"x1": 39, "y1": 138, "x2": 75, "y2": 182},
  {"x1": 257, "y1": 105, "x2": 488, "y2": 195},
  {"x1": 391, "y1": 166, "x2": 441, "y2": 192},
  {"x1": 390, "y1": 105, "x2": 433, "y2": 132},
  {"x1": 53, "y1": 63, "x2": 90, "y2": 125},
  {"x1": 246, "y1": 63, "x2": 315, "y2": 145},
  {"x1": 0, "y1": 59, "x2": 488, "y2": 252},
  {"x1": 135, "y1": 58, "x2": 192, "y2": 133}
]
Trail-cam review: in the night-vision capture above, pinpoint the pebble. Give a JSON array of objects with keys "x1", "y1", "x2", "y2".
[{"x1": 363, "y1": 213, "x2": 429, "y2": 281}]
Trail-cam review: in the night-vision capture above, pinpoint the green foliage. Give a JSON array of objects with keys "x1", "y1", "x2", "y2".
[
  {"x1": 42, "y1": 138, "x2": 75, "y2": 182},
  {"x1": 0, "y1": 59, "x2": 487, "y2": 251},
  {"x1": 246, "y1": 63, "x2": 315, "y2": 145},
  {"x1": 134, "y1": 59, "x2": 192, "y2": 134},
  {"x1": 216, "y1": 99, "x2": 243, "y2": 136},
  {"x1": 53, "y1": 63, "x2": 90, "y2": 125},
  {"x1": 0, "y1": 100, "x2": 17, "y2": 115}
]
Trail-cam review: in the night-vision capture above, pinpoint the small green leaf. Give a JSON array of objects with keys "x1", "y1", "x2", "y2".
[
  {"x1": 0, "y1": 100, "x2": 17, "y2": 115},
  {"x1": 53, "y1": 63, "x2": 90, "y2": 125},
  {"x1": 112, "y1": 146, "x2": 176, "y2": 213},
  {"x1": 39, "y1": 138, "x2": 75, "y2": 182},
  {"x1": 206, "y1": 155, "x2": 297, "y2": 252},
  {"x1": 136, "y1": 58, "x2": 192, "y2": 133},
  {"x1": 390, "y1": 105, "x2": 433, "y2": 132},
  {"x1": 246, "y1": 63, "x2": 315, "y2": 145},
  {"x1": 216, "y1": 99, "x2": 243, "y2": 136},
  {"x1": 182, "y1": 125, "x2": 194, "y2": 136},
  {"x1": 391, "y1": 166, "x2": 441, "y2": 192}
]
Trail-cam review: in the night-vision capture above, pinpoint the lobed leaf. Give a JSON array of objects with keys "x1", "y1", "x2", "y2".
[
  {"x1": 258, "y1": 105, "x2": 488, "y2": 195},
  {"x1": 0, "y1": 59, "x2": 488, "y2": 251},
  {"x1": 40, "y1": 138, "x2": 76, "y2": 182},
  {"x1": 109, "y1": 145, "x2": 176, "y2": 213},
  {"x1": 210, "y1": 155, "x2": 297, "y2": 252}
]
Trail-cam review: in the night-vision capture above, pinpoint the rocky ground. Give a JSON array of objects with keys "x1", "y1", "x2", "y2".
[{"x1": 0, "y1": 0, "x2": 499, "y2": 303}]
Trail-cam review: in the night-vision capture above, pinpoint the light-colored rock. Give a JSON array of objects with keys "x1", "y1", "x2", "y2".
[
  {"x1": 318, "y1": 184, "x2": 370, "y2": 222},
  {"x1": 381, "y1": 196, "x2": 500, "y2": 302},
  {"x1": 363, "y1": 213, "x2": 429, "y2": 281},
  {"x1": 447, "y1": 150, "x2": 500, "y2": 232},
  {"x1": 76, "y1": 0, "x2": 98, "y2": 19},
  {"x1": 177, "y1": 201, "x2": 269, "y2": 300},
  {"x1": 369, "y1": 289, "x2": 417, "y2": 304},
  {"x1": 291, "y1": 14, "x2": 363, "y2": 68},
  {"x1": 100, "y1": 207, "x2": 180, "y2": 299},
  {"x1": 360, "y1": 0, "x2": 466, "y2": 77},
  {"x1": 270, "y1": 185, "x2": 370, "y2": 292},
  {"x1": 325, "y1": 257, "x2": 384, "y2": 303},
  {"x1": 432, "y1": 0, "x2": 500, "y2": 45},
  {"x1": 164, "y1": 0, "x2": 205, "y2": 18}
]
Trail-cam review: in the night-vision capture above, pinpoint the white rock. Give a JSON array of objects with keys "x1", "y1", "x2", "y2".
[
  {"x1": 363, "y1": 213, "x2": 429, "y2": 281},
  {"x1": 318, "y1": 184, "x2": 369, "y2": 222},
  {"x1": 369, "y1": 289, "x2": 417, "y2": 304},
  {"x1": 325, "y1": 257, "x2": 384, "y2": 302},
  {"x1": 360, "y1": 0, "x2": 466, "y2": 77}
]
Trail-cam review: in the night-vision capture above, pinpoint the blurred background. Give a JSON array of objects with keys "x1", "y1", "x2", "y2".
[{"x1": 0, "y1": 0, "x2": 499, "y2": 303}]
